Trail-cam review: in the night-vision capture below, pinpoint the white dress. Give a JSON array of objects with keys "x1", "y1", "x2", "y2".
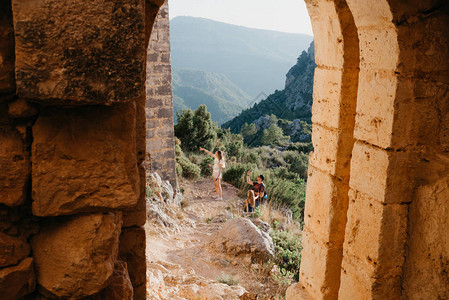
[{"x1": 212, "y1": 157, "x2": 224, "y2": 179}]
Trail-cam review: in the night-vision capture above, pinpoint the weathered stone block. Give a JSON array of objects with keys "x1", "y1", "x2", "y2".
[
  {"x1": 299, "y1": 230, "x2": 342, "y2": 300},
  {"x1": 358, "y1": 25, "x2": 399, "y2": 71},
  {"x1": 309, "y1": 124, "x2": 353, "y2": 177},
  {"x1": 119, "y1": 227, "x2": 146, "y2": 300},
  {"x1": 311, "y1": 68, "x2": 343, "y2": 129},
  {"x1": 305, "y1": 0, "x2": 344, "y2": 69},
  {"x1": 12, "y1": 0, "x2": 146, "y2": 105},
  {"x1": 0, "y1": 257, "x2": 35, "y2": 300},
  {"x1": 339, "y1": 252, "x2": 402, "y2": 300},
  {"x1": 342, "y1": 189, "x2": 407, "y2": 276},
  {"x1": 91, "y1": 260, "x2": 133, "y2": 300},
  {"x1": 304, "y1": 166, "x2": 349, "y2": 245},
  {"x1": 401, "y1": 176, "x2": 449, "y2": 299},
  {"x1": 32, "y1": 103, "x2": 140, "y2": 216},
  {"x1": 0, "y1": 232, "x2": 29, "y2": 268},
  {"x1": 0, "y1": 0, "x2": 16, "y2": 96},
  {"x1": 353, "y1": 69, "x2": 397, "y2": 148},
  {"x1": 8, "y1": 99, "x2": 38, "y2": 119},
  {"x1": 0, "y1": 123, "x2": 30, "y2": 207},
  {"x1": 349, "y1": 141, "x2": 410, "y2": 204},
  {"x1": 31, "y1": 213, "x2": 122, "y2": 299}
]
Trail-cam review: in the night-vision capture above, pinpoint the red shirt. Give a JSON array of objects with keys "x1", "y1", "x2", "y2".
[{"x1": 252, "y1": 182, "x2": 265, "y2": 199}]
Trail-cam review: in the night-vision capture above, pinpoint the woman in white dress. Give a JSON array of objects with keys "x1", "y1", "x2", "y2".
[{"x1": 199, "y1": 147, "x2": 225, "y2": 200}]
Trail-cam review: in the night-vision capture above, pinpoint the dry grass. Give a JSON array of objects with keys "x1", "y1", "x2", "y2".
[{"x1": 259, "y1": 201, "x2": 289, "y2": 226}]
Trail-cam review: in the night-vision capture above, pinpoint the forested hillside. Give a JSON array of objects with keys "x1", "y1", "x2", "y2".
[
  {"x1": 170, "y1": 16, "x2": 313, "y2": 97},
  {"x1": 223, "y1": 42, "x2": 316, "y2": 134},
  {"x1": 173, "y1": 68, "x2": 252, "y2": 123}
]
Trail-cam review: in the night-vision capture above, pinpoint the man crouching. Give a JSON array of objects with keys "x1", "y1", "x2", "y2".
[{"x1": 245, "y1": 171, "x2": 266, "y2": 213}]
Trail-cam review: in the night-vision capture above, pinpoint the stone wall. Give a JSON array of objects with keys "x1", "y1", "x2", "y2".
[
  {"x1": 146, "y1": 1, "x2": 178, "y2": 189},
  {"x1": 287, "y1": 1, "x2": 449, "y2": 299},
  {"x1": 0, "y1": 0, "x2": 166, "y2": 299}
]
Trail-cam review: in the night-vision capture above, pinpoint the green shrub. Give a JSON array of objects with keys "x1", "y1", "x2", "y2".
[
  {"x1": 175, "y1": 144, "x2": 183, "y2": 157},
  {"x1": 217, "y1": 272, "x2": 239, "y2": 286},
  {"x1": 222, "y1": 163, "x2": 257, "y2": 188},
  {"x1": 200, "y1": 156, "x2": 214, "y2": 176},
  {"x1": 270, "y1": 230, "x2": 302, "y2": 281},
  {"x1": 176, "y1": 156, "x2": 201, "y2": 179},
  {"x1": 176, "y1": 162, "x2": 183, "y2": 177}
]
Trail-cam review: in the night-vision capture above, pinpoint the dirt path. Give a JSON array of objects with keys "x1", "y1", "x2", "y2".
[{"x1": 145, "y1": 178, "x2": 281, "y2": 299}]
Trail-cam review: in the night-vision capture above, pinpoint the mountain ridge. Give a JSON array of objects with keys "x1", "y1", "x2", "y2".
[{"x1": 170, "y1": 16, "x2": 313, "y2": 97}]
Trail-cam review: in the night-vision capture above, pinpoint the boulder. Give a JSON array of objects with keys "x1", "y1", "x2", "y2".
[
  {"x1": 12, "y1": 0, "x2": 146, "y2": 105},
  {"x1": 250, "y1": 218, "x2": 271, "y2": 233},
  {"x1": 32, "y1": 103, "x2": 140, "y2": 216},
  {"x1": 147, "y1": 202, "x2": 178, "y2": 229},
  {"x1": 0, "y1": 257, "x2": 35, "y2": 300},
  {"x1": 208, "y1": 218, "x2": 275, "y2": 262},
  {"x1": 0, "y1": 123, "x2": 30, "y2": 207},
  {"x1": 0, "y1": 232, "x2": 30, "y2": 268},
  {"x1": 31, "y1": 213, "x2": 122, "y2": 298}
]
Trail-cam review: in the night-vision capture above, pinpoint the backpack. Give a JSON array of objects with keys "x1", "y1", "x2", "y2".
[{"x1": 260, "y1": 183, "x2": 267, "y2": 201}]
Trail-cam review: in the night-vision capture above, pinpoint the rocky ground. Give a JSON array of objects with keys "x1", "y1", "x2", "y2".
[{"x1": 145, "y1": 174, "x2": 286, "y2": 299}]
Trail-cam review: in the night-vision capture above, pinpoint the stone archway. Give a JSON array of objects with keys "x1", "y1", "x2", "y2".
[{"x1": 288, "y1": 0, "x2": 449, "y2": 299}]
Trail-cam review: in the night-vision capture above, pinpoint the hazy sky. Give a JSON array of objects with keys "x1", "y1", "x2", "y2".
[{"x1": 169, "y1": 0, "x2": 313, "y2": 36}]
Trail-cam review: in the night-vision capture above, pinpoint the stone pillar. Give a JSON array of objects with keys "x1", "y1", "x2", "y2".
[
  {"x1": 145, "y1": 1, "x2": 178, "y2": 189},
  {"x1": 0, "y1": 0, "x2": 163, "y2": 299},
  {"x1": 288, "y1": 1, "x2": 359, "y2": 299}
]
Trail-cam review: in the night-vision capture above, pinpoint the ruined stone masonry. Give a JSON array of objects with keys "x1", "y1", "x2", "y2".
[
  {"x1": 0, "y1": 0, "x2": 167, "y2": 299},
  {"x1": 146, "y1": 2, "x2": 178, "y2": 189},
  {"x1": 287, "y1": 0, "x2": 449, "y2": 299},
  {"x1": 1, "y1": 0, "x2": 448, "y2": 299}
]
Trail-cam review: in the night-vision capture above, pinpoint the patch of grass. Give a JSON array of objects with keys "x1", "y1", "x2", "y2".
[
  {"x1": 145, "y1": 186, "x2": 154, "y2": 198},
  {"x1": 217, "y1": 272, "x2": 239, "y2": 286}
]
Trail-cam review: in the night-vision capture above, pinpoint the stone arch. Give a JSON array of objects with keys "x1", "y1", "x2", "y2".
[{"x1": 289, "y1": 0, "x2": 449, "y2": 299}]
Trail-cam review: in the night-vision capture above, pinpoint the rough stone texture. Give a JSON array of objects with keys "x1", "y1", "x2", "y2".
[
  {"x1": 92, "y1": 260, "x2": 134, "y2": 300},
  {"x1": 299, "y1": 0, "x2": 359, "y2": 298},
  {"x1": 31, "y1": 213, "x2": 122, "y2": 298},
  {"x1": 119, "y1": 226, "x2": 146, "y2": 300},
  {"x1": 0, "y1": 257, "x2": 35, "y2": 300},
  {"x1": 0, "y1": 0, "x2": 15, "y2": 97},
  {"x1": 0, "y1": 118, "x2": 30, "y2": 207},
  {"x1": 146, "y1": 260, "x2": 246, "y2": 299},
  {"x1": 32, "y1": 103, "x2": 140, "y2": 216},
  {"x1": 146, "y1": 1, "x2": 177, "y2": 188},
  {"x1": 298, "y1": 0, "x2": 449, "y2": 299},
  {"x1": 208, "y1": 218, "x2": 274, "y2": 262},
  {"x1": 12, "y1": 0, "x2": 146, "y2": 105},
  {"x1": 8, "y1": 99, "x2": 38, "y2": 119},
  {"x1": 286, "y1": 283, "x2": 314, "y2": 300},
  {"x1": 0, "y1": 232, "x2": 30, "y2": 268}
]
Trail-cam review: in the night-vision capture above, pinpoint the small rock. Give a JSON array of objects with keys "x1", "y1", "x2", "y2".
[
  {"x1": 0, "y1": 232, "x2": 30, "y2": 268},
  {"x1": 0, "y1": 257, "x2": 35, "y2": 300},
  {"x1": 240, "y1": 292, "x2": 258, "y2": 300},
  {"x1": 8, "y1": 99, "x2": 38, "y2": 119}
]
